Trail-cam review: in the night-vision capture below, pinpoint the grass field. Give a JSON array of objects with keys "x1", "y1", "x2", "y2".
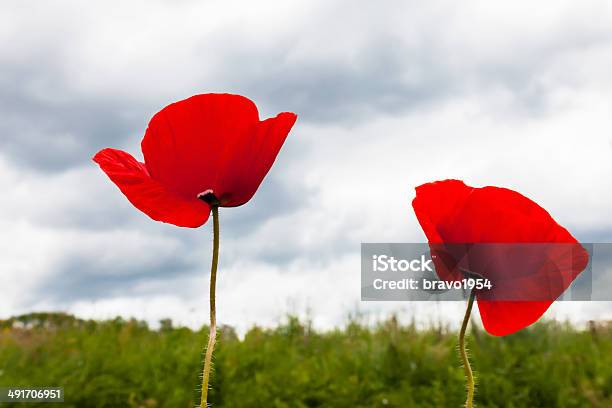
[{"x1": 0, "y1": 313, "x2": 610, "y2": 407}]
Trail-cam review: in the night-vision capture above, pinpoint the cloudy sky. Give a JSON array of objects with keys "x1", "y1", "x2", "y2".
[{"x1": 1, "y1": 0, "x2": 611, "y2": 333}]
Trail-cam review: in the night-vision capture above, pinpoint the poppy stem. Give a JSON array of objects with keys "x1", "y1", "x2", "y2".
[
  {"x1": 200, "y1": 205, "x2": 220, "y2": 408},
  {"x1": 460, "y1": 290, "x2": 476, "y2": 408}
]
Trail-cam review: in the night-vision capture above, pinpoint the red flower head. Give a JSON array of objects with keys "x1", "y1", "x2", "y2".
[
  {"x1": 93, "y1": 94, "x2": 297, "y2": 227},
  {"x1": 412, "y1": 179, "x2": 589, "y2": 336}
]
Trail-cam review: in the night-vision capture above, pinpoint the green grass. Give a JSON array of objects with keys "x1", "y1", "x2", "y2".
[{"x1": 0, "y1": 313, "x2": 610, "y2": 407}]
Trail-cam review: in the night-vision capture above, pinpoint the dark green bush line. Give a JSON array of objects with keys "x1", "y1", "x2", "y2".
[{"x1": 0, "y1": 314, "x2": 610, "y2": 407}]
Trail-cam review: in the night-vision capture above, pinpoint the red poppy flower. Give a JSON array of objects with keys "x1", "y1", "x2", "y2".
[
  {"x1": 93, "y1": 94, "x2": 297, "y2": 228},
  {"x1": 412, "y1": 179, "x2": 589, "y2": 336}
]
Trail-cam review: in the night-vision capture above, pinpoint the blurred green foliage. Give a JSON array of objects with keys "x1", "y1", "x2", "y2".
[{"x1": 0, "y1": 313, "x2": 610, "y2": 407}]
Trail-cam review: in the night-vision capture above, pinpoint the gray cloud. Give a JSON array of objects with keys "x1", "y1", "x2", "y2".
[
  {"x1": 3, "y1": 1, "x2": 610, "y2": 174},
  {"x1": 573, "y1": 228, "x2": 612, "y2": 243},
  {"x1": 220, "y1": 39, "x2": 455, "y2": 123},
  {"x1": 0, "y1": 70, "x2": 149, "y2": 171},
  {"x1": 42, "y1": 253, "x2": 194, "y2": 303}
]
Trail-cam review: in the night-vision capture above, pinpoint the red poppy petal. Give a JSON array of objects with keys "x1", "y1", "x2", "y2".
[
  {"x1": 478, "y1": 300, "x2": 551, "y2": 336},
  {"x1": 449, "y1": 186, "x2": 577, "y2": 243},
  {"x1": 93, "y1": 148, "x2": 210, "y2": 228},
  {"x1": 216, "y1": 112, "x2": 298, "y2": 206},
  {"x1": 141, "y1": 94, "x2": 260, "y2": 199},
  {"x1": 412, "y1": 179, "x2": 473, "y2": 243},
  {"x1": 412, "y1": 180, "x2": 474, "y2": 281},
  {"x1": 412, "y1": 179, "x2": 589, "y2": 336}
]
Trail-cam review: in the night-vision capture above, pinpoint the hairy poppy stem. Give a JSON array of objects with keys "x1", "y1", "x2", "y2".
[
  {"x1": 460, "y1": 290, "x2": 476, "y2": 408},
  {"x1": 200, "y1": 205, "x2": 219, "y2": 408}
]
